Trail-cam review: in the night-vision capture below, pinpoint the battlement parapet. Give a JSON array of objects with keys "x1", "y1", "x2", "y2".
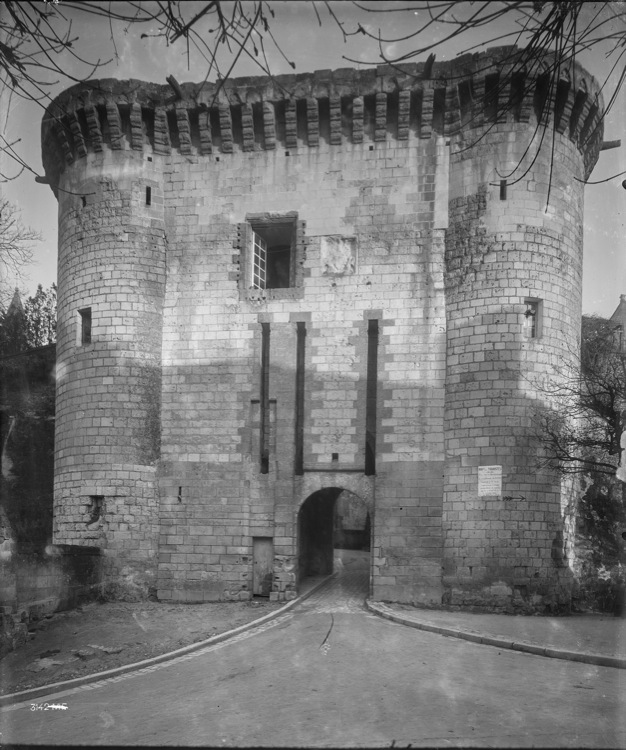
[{"x1": 42, "y1": 45, "x2": 603, "y2": 190}]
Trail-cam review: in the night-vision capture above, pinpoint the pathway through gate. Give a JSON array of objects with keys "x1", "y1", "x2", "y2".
[{"x1": 299, "y1": 548, "x2": 369, "y2": 614}]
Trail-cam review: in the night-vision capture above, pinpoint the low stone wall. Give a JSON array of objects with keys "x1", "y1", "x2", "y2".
[{"x1": 0, "y1": 545, "x2": 103, "y2": 655}]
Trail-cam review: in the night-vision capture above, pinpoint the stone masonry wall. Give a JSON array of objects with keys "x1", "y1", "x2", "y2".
[
  {"x1": 443, "y1": 118, "x2": 587, "y2": 611},
  {"x1": 54, "y1": 151, "x2": 166, "y2": 599},
  {"x1": 42, "y1": 47, "x2": 603, "y2": 608},
  {"x1": 156, "y1": 134, "x2": 446, "y2": 603}
]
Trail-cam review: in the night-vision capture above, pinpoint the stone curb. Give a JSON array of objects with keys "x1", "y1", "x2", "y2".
[
  {"x1": 0, "y1": 575, "x2": 334, "y2": 708},
  {"x1": 366, "y1": 601, "x2": 626, "y2": 671}
]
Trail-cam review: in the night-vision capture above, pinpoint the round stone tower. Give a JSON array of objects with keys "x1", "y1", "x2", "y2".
[
  {"x1": 42, "y1": 89, "x2": 168, "y2": 598},
  {"x1": 442, "y1": 49, "x2": 604, "y2": 611}
]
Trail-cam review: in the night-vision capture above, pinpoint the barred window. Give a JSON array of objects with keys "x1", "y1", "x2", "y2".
[
  {"x1": 236, "y1": 213, "x2": 305, "y2": 292},
  {"x1": 251, "y1": 231, "x2": 268, "y2": 289},
  {"x1": 249, "y1": 221, "x2": 293, "y2": 289}
]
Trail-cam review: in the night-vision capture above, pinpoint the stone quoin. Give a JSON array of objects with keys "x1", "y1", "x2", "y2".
[{"x1": 40, "y1": 46, "x2": 604, "y2": 611}]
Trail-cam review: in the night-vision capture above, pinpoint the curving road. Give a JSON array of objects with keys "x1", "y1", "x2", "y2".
[{"x1": 2, "y1": 563, "x2": 625, "y2": 748}]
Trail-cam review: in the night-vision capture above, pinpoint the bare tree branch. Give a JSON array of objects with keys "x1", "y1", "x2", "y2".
[
  {"x1": 0, "y1": 196, "x2": 40, "y2": 305},
  {"x1": 0, "y1": 1, "x2": 624, "y2": 195},
  {"x1": 532, "y1": 316, "x2": 625, "y2": 477}
]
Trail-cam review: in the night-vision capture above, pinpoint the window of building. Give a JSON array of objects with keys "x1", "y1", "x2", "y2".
[
  {"x1": 250, "y1": 220, "x2": 295, "y2": 289},
  {"x1": 523, "y1": 299, "x2": 542, "y2": 339},
  {"x1": 236, "y1": 213, "x2": 303, "y2": 292},
  {"x1": 87, "y1": 495, "x2": 103, "y2": 525},
  {"x1": 79, "y1": 307, "x2": 92, "y2": 345}
]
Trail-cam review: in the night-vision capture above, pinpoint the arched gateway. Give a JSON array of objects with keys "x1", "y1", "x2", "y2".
[{"x1": 298, "y1": 488, "x2": 371, "y2": 586}]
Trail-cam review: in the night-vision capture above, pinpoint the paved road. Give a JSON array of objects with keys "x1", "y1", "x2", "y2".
[{"x1": 2, "y1": 569, "x2": 625, "y2": 747}]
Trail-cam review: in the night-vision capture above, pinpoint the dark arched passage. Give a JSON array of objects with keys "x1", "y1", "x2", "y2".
[
  {"x1": 298, "y1": 487, "x2": 340, "y2": 577},
  {"x1": 298, "y1": 487, "x2": 370, "y2": 582}
]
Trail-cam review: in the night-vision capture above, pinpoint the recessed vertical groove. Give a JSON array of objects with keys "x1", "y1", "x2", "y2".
[
  {"x1": 260, "y1": 322, "x2": 270, "y2": 474},
  {"x1": 295, "y1": 322, "x2": 306, "y2": 475},
  {"x1": 554, "y1": 79, "x2": 572, "y2": 134},
  {"x1": 432, "y1": 88, "x2": 446, "y2": 135},
  {"x1": 484, "y1": 74, "x2": 499, "y2": 122},
  {"x1": 365, "y1": 319, "x2": 378, "y2": 476}
]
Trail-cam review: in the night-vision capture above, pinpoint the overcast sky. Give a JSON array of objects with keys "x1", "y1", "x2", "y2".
[{"x1": 2, "y1": 1, "x2": 624, "y2": 317}]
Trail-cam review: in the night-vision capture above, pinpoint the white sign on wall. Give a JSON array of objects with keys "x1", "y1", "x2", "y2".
[{"x1": 478, "y1": 465, "x2": 502, "y2": 497}]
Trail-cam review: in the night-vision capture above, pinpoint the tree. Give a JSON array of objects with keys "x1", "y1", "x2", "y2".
[
  {"x1": 0, "y1": 282, "x2": 56, "y2": 553},
  {"x1": 536, "y1": 316, "x2": 625, "y2": 477},
  {"x1": 23, "y1": 282, "x2": 56, "y2": 348},
  {"x1": 0, "y1": 283, "x2": 56, "y2": 355},
  {"x1": 1, "y1": 2, "x2": 625, "y2": 187},
  {"x1": 0, "y1": 197, "x2": 40, "y2": 305},
  {"x1": 0, "y1": 287, "x2": 27, "y2": 355},
  {"x1": 534, "y1": 315, "x2": 626, "y2": 611},
  {"x1": 0, "y1": 344, "x2": 55, "y2": 554}
]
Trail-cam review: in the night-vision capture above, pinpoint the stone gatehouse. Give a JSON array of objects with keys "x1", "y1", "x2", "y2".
[{"x1": 40, "y1": 46, "x2": 604, "y2": 611}]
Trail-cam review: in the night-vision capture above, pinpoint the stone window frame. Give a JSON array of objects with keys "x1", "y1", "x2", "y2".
[
  {"x1": 86, "y1": 495, "x2": 104, "y2": 528},
  {"x1": 78, "y1": 307, "x2": 92, "y2": 346},
  {"x1": 523, "y1": 298, "x2": 542, "y2": 339},
  {"x1": 235, "y1": 212, "x2": 306, "y2": 299}
]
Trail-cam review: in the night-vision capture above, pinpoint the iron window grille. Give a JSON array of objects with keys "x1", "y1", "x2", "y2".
[{"x1": 235, "y1": 213, "x2": 305, "y2": 292}]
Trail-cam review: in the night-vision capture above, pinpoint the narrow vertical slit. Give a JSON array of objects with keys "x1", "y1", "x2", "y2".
[
  {"x1": 365, "y1": 319, "x2": 378, "y2": 476},
  {"x1": 79, "y1": 307, "x2": 92, "y2": 345},
  {"x1": 260, "y1": 322, "x2": 270, "y2": 474},
  {"x1": 458, "y1": 81, "x2": 473, "y2": 127},
  {"x1": 485, "y1": 74, "x2": 500, "y2": 122},
  {"x1": 432, "y1": 88, "x2": 446, "y2": 134},
  {"x1": 295, "y1": 321, "x2": 306, "y2": 475},
  {"x1": 500, "y1": 180, "x2": 507, "y2": 200}
]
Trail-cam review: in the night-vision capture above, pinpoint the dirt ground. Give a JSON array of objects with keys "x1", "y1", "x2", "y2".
[{"x1": 0, "y1": 598, "x2": 283, "y2": 696}]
